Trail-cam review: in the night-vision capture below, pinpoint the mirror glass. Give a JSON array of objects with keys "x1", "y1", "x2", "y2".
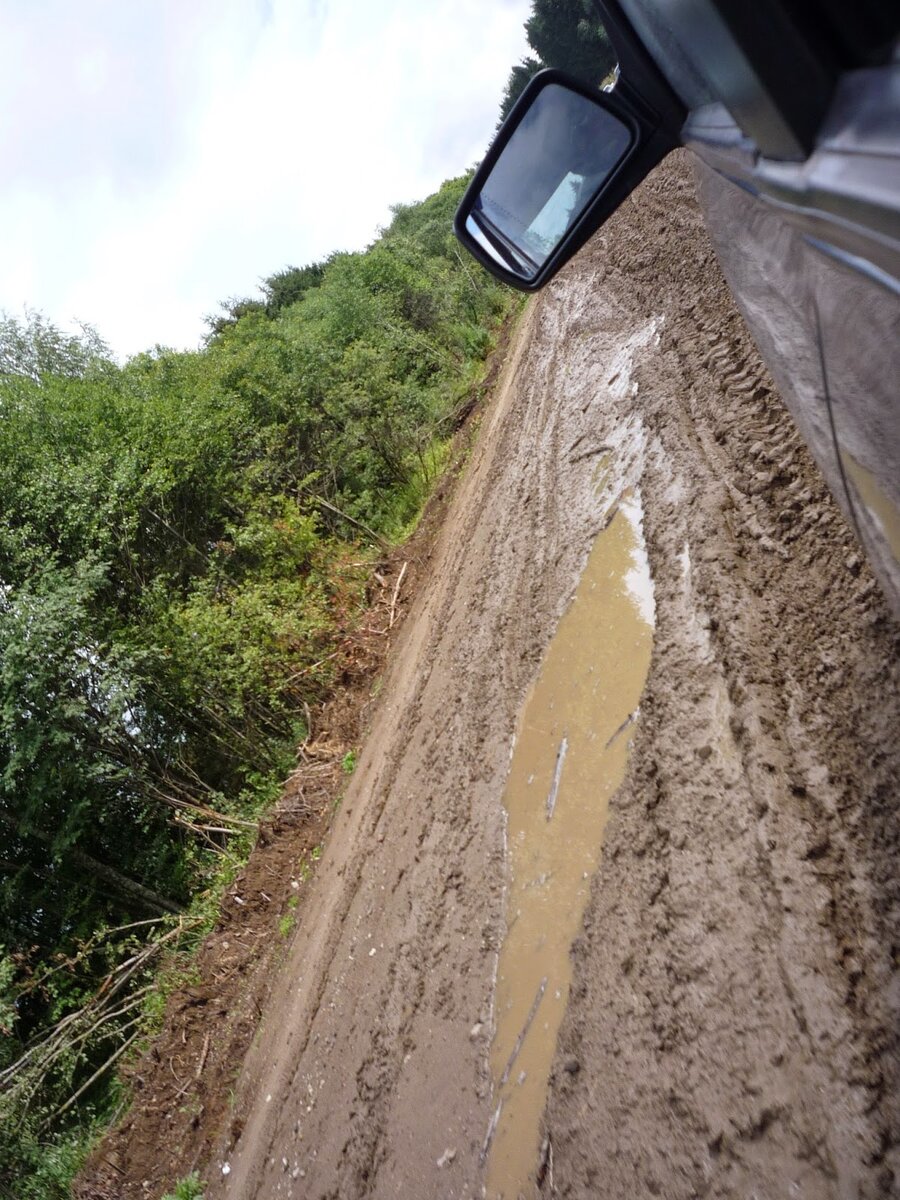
[{"x1": 467, "y1": 83, "x2": 633, "y2": 280}]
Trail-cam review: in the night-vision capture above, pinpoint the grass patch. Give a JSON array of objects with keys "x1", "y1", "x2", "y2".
[
  {"x1": 341, "y1": 749, "x2": 358, "y2": 774},
  {"x1": 162, "y1": 1173, "x2": 206, "y2": 1200}
]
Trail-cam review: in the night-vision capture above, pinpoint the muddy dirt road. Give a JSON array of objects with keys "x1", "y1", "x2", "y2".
[{"x1": 193, "y1": 153, "x2": 900, "y2": 1199}]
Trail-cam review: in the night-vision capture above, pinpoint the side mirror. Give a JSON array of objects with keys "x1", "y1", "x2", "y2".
[{"x1": 454, "y1": 69, "x2": 678, "y2": 290}]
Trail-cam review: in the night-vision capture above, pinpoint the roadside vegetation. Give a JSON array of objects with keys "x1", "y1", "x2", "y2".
[
  {"x1": 0, "y1": 2, "x2": 617, "y2": 1192},
  {"x1": 0, "y1": 174, "x2": 512, "y2": 1196}
]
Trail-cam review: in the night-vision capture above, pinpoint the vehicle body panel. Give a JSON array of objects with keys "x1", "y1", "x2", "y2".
[
  {"x1": 695, "y1": 159, "x2": 900, "y2": 612},
  {"x1": 680, "y1": 61, "x2": 900, "y2": 613}
]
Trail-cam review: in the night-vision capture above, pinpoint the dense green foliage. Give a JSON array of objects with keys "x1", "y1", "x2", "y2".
[
  {"x1": 498, "y1": 0, "x2": 616, "y2": 123},
  {"x1": 0, "y1": 173, "x2": 511, "y2": 1194},
  {"x1": 161, "y1": 1174, "x2": 205, "y2": 1200}
]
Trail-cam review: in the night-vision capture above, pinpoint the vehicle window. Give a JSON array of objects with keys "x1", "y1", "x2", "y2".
[{"x1": 617, "y1": 0, "x2": 714, "y2": 108}]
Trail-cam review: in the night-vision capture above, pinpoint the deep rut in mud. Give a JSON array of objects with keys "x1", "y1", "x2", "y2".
[{"x1": 82, "y1": 152, "x2": 899, "y2": 1200}]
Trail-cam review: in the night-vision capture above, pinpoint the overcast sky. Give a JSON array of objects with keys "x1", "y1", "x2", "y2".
[{"x1": 0, "y1": 0, "x2": 530, "y2": 359}]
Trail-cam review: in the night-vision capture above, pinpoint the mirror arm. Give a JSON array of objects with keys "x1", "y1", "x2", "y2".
[{"x1": 590, "y1": 0, "x2": 686, "y2": 138}]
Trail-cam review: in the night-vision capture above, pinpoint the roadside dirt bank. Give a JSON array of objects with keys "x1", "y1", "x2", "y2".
[
  {"x1": 83, "y1": 151, "x2": 898, "y2": 1200},
  {"x1": 74, "y1": 327, "x2": 519, "y2": 1200}
]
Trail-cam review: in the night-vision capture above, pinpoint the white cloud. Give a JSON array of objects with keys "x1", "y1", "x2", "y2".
[{"x1": 0, "y1": 0, "x2": 530, "y2": 358}]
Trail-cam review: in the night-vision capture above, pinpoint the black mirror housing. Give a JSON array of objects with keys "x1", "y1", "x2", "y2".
[{"x1": 454, "y1": 68, "x2": 680, "y2": 291}]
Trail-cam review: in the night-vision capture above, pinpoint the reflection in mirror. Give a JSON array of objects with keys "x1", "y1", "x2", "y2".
[{"x1": 469, "y1": 83, "x2": 633, "y2": 280}]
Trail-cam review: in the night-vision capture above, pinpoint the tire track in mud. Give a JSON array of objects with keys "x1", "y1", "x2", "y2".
[
  {"x1": 542, "y1": 157, "x2": 899, "y2": 1200},
  {"x1": 205, "y1": 153, "x2": 897, "y2": 1200}
]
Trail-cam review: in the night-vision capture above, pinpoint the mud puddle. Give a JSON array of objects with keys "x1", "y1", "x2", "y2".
[
  {"x1": 485, "y1": 492, "x2": 654, "y2": 1199},
  {"x1": 841, "y1": 448, "x2": 900, "y2": 562}
]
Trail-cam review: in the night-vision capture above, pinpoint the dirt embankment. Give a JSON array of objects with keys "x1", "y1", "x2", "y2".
[{"x1": 80, "y1": 152, "x2": 898, "y2": 1200}]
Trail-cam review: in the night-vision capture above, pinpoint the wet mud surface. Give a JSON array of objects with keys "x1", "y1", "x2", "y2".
[
  {"x1": 83, "y1": 153, "x2": 899, "y2": 1199},
  {"x1": 541, "y1": 160, "x2": 900, "y2": 1200}
]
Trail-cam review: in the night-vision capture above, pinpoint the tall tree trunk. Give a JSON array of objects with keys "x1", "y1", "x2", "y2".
[
  {"x1": 67, "y1": 846, "x2": 182, "y2": 915},
  {"x1": 0, "y1": 812, "x2": 182, "y2": 915}
]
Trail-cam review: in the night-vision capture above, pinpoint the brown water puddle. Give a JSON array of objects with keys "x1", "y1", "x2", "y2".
[
  {"x1": 841, "y1": 449, "x2": 900, "y2": 562},
  {"x1": 485, "y1": 496, "x2": 654, "y2": 1199}
]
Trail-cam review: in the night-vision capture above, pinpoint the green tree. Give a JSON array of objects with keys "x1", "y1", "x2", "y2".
[
  {"x1": 497, "y1": 0, "x2": 616, "y2": 124},
  {"x1": 498, "y1": 55, "x2": 543, "y2": 124},
  {"x1": 262, "y1": 262, "x2": 326, "y2": 317},
  {"x1": 203, "y1": 295, "x2": 266, "y2": 341},
  {"x1": 0, "y1": 310, "x2": 108, "y2": 382},
  {"x1": 525, "y1": 0, "x2": 615, "y2": 84},
  {"x1": 0, "y1": 171, "x2": 513, "y2": 1190}
]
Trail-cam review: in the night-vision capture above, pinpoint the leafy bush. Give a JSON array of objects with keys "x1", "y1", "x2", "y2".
[
  {"x1": 161, "y1": 1173, "x2": 206, "y2": 1200},
  {"x1": 0, "y1": 173, "x2": 512, "y2": 1193}
]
